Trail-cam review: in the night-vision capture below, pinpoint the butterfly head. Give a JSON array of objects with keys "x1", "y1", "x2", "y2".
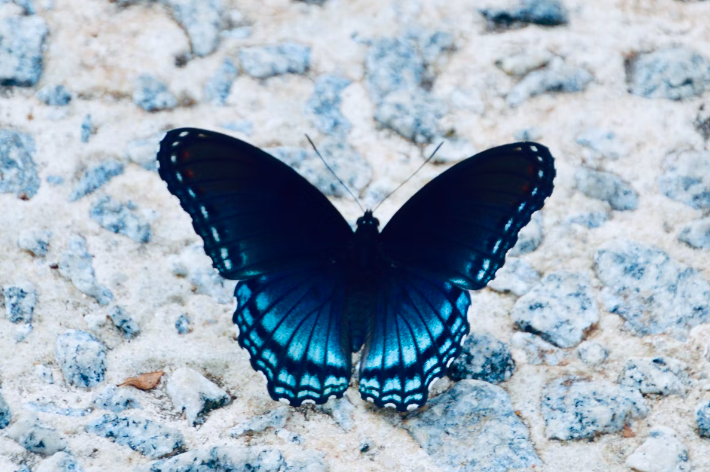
[{"x1": 356, "y1": 210, "x2": 380, "y2": 233}]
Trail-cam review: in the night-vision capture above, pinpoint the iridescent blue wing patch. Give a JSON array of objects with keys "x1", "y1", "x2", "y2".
[
  {"x1": 381, "y1": 142, "x2": 555, "y2": 290},
  {"x1": 234, "y1": 266, "x2": 351, "y2": 406},
  {"x1": 359, "y1": 267, "x2": 471, "y2": 411}
]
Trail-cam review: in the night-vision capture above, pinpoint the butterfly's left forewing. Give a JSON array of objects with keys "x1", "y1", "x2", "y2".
[
  {"x1": 359, "y1": 267, "x2": 470, "y2": 411},
  {"x1": 234, "y1": 266, "x2": 352, "y2": 405}
]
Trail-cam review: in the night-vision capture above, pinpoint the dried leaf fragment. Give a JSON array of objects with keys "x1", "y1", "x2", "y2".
[{"x1": 118, "y1": 371, "x2": 164, "y2": 390}]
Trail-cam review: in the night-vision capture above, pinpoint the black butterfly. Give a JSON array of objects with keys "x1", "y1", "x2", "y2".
[{"x1": 157, "y1": 128, "x2": 555, "y2": 411}]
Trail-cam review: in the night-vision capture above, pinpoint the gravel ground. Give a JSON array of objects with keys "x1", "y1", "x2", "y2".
[{"x1": 1, "y1": 0, "x2": 710, "y2": 471}]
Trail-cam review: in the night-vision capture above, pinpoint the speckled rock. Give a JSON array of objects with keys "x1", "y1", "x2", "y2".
[
  {"x1": 678, "y1": 217, "x2": 710, "y2": 250},
  {"x1": 575, "y1": 168, "x2": 639, "y2": 211},
  {"x1": 0, "y1": 15, "x2": 48, "y2": 86},
  {"x1": 696, "y1": 401, "x2": 710, "y2": 438},
  {"x1": 35, "y1": 364, "x2": 54, "y2": 384},
  {"x1": 168, "y1": 243, "x2": 236, "y2": 304},
  {"x1": 495, "y1": 50, "x2": 553, "y2": 76},
  {"x1": 164, "y1": 0, "x2": 223, "y2": 57},
  {"x1": 423, "y1": 137, "x2": 477, "y2": 165},
  {"x1": 69, "y1": 160, "x2": 124, "y2": 202},
  {"x1": 404, "y1": 380, "x2": 540, "y2": 472},
  {"x1": 108, "y1": 306, "x2": 141, "y2": 339},
  {"x1": 239, "y1": 43, "x2": 310, "y2": 79},
  {"x1": 94, "y1": 385, "x2": 141, "y2": 413},
  {"x1": 3, "y1": 281, "x2": 37, "y2": 323},
  {"x1": 35, "y1": 452, "x2": 85, "y2": 472},
  {"x1": 542, "y1": 376, "x2": 649, "y2": 440},
  {"x1": 448, "y1": 332, "x2": 515, "y2": 383},
  {"x1": 365, "y1": 37, "x2": 424, "y2": 102},
  {"x1": 0, "y1": 129, "x2": 40, "y2": 199},
  {"x1": 203, "y1": 58, "x2": 238, "y2": 105},
  {"x1": 80, "y1": 114, "x2": 93, "y2": 143},
  {"x1": 595, "y1": 239, "x2": 710, "y2": 336},
  {"x1": 133, "y1": 75, "x2": 178, "y2": 112},
  {"x1": 90, "y1": 195, "x2": 152, "y2": 243},
  {"x1": 0, "y1": 389, "x2": 10, "y2": 429},
  {"x1": 36, "y1": 85, "x2": 72, "y2": 106},
  {"x1": 55, "y1": 329, "x2": 107, "y2": 388},
  {"x1": 627, "y1": 47, "x2": 710, "y2": 100},
  {"x1": 511, "y1": 271, "x2": 598, "y2": 348},
  {"x1": 305, "y1": 74, "x2": 352, "y2": 136},
  {"x1": 565, "y1": 211, "x2": 610, "y2": 228},
  {"x1": 510, "y1": 332, "x2": 569, "y2": 366},
  {"x1": 659, "y1": 150, "x2": 710, "y2": 210},
  {"x1": 166, "y1": 367, "x2": 231, "y2": 426},
  {"x1": 507, "y1": 211, "x2": 543, "y2": 256},
  {"x1": 87, "y1": 413, "x2": 185, "y2": 459},
  {"x1": 480, "y1": 0, "x2": 569, "y2": 29},
  {"x1": 487, "y1": 258, "x2": 540, "y2": 297},
  {"x1": 507, "y1": 57, "x2": 593, "y2": 107},
  {"x1": 374, "y1": 88, "x2": 445, "y2": 144},
  {"x1": 576, "y1": 341, "x2": 608, "y2": 366},
  {"x1": 576, "y1": 128, "x2": 625, "y2": 160},
  {"x1": 6, "y1": 415, "x2": 67, "y2": 455},
  {"x1": 229, "y1": 406, "x2": 290, "y2": 437},
  {"x1": 24, "y1": 402, "x2": 89, "y2": 417},
  {"x1": 317, "y1": 396, "x2": 355, "y2": 432},
  {"x1": 619, "y1": 357, "x2": 689, "y2": 396},
  {"x1": 625, "y1": 426, "x2": 689, "y2": 472},
  {"x1": 124, "y1": 133, "x2": 163, "y2": 171},
  {"x1": 17, "y1": 228, "x2": 51, "y2": 257},
  {"x1": 58, "y1": 235, "x2": 114, "y2": 305},
  {"x1": 175, "y1": 314, "x2": 190, "y2": 334}
]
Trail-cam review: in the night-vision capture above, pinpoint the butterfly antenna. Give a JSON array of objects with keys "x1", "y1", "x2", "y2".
[
  {"x1": 305, "y1": 135, "x2": 365, "y2": 213},
  {"x1": 372, "y1": 142, "x2": 444, "y2": 213}
]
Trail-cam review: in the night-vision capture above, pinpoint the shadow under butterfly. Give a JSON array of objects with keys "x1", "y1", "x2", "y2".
[{"x1": 157, "y1": 128, "x2": 555, "y2": 412}]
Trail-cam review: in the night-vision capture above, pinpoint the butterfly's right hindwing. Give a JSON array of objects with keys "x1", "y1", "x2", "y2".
[{"x1": 157, "y1": 128, "x2": 353, "y2": 279}]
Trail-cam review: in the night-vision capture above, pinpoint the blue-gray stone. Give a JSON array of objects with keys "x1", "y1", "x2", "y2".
[
  {"x1": 239, "y1": 42, "x2": 310, "y2": 79},
  {"x1": 229, "y1": 406, "x2": 290, "y2": 437},
  {"x1": 203, "y1": 58, "x2": 238, "y2": 105},
  {"x1": 542, "y1": 376, "x2": 648, "y2": 440},
  {"x1": 507, "y1": 57, "x2": 592, "y2": 107},
  {"x1": 124, "y1": 133, "x2": 162, "y2": 171},
  {"x1": 595, "y1": 239, "x2": 710, "y2": 336},
  {"x1": 55, "y1": 329, "x2": 107, "y2": 388},
  {"x1": 448, "y1": 332, "x2": 515, "y2": 383},
  {"x1": 3, "y1": 282, "x2": 37, "y2": 323},
  {"x1": 487, "y1": 257, "x2": 541, "y2": 296},
  {"x1": 404, "y1": 380, "x2": 541, "y2": 472},
  {"x1": 658, "y1": 150, "x2": 710, "y2": 210},
  {"x1": 511, "y1": 271, "x2": 599, "y2": 348},
  {"x1": 140, "y1": 447, "x2": 286, "y2": 472},
  {"x1": 305, "y1": 75, "x2": 351, "y2": 135},
  {"x1": 17, "y1": 228, "x2": 52, "y2": 256},
  {"x1": 36, "y1": 85, "x2": 72, "y2": 106},
  {"x1": 577, "y1": 128, "x2": 624, "y2": 160},
  {"x1": 80, "y1": 114, "x2": 92, "y2": 143},
  {"x1": 0, "y1": 389, "x2": 10, "y2": 429},
  {"x1": 58, "y1": 235, "x2": 114, "y2": 305},
  {"x1": 35, "y1": 364, "x2": 54, "y2": 384},
  {"x1": 46, "y1": 175, "x2": 63, "y2": 185},
  {"x1": 575, "y1": 167, "x2": 639, "y2": 211},
  {"x1": 69, "y1": 160, "x2": 124, "y2": 201},
  {"x1": 576, "y1": 341, "x2": 608, "y2": 366},
  {"x1": 317, "y1": 396, "x2": 354, "y2": 432},
  {"x1": 507, "y1": 211, "x2": 543, "y2": 256},
  {"x1": 166, "y1": 368, "x2": 231, "y2": 426},
  {"x1": 375, "y1": 89, "x2": 445, "y2": 143},
  {"x1": 90, "y1": 195, "x2": 152, "y2": 243},
  {"x1": 0, "y1": 129, "x2": 39, "y2": 199},
  {"x1": 365, "y1": 37, "x2": 424, "y2": 102},
  {"x1": 6, "y1": 416, "x2": 67, "y2": 455},
  {"x1": 679, "y1": 217, "x2": 710, "y2": 250},
  {"x1": 565, "y1": 211, "x2": 610, "y2": 228},
  {"x1": 480, "y1": 0, "x2": 569, "y2": 28},
  {"x1": 133, "y1": 75, "x2": 178, "y2": 112},
  {"x1": 619, "y1": 357, "x2": 689, "y2": 396},
  {"x1": 164, "y1": 0, "x2": 223, "y2": 57},
  {"x1": 87, "y1": 413, "x2": 184, "y2": 459},
  {"x1": 175, "y1": 314, "x2": 190, "y2": 334},
  {"x1": 696, "y1": 401, "x2": 710, "y2": 438},
  {"x1": 0, "y1": 16, "x2": 48, "y2": 86},
  {"x1": 94, "y1": 385, "x2": 141, "y2": 413},
  {"x1": 35, "y1": 452, "x2": 85, "y2": 472},
  {"x1": 108, "y1": 306, "x2": 141, "y2": 339},
  {"x1": 24, "y1": 402, "x2": 89, "y2": 417},
  {"x1": 627, "y1": 47, "x2": 710, "y2": 100},
  {"x1": 412, "y1": 30, "x2": 455, "y2": 65}
]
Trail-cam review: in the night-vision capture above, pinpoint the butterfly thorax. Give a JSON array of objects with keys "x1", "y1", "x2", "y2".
[{"x1": 352, "y1": 210, "x2": 382, "y2": 270}]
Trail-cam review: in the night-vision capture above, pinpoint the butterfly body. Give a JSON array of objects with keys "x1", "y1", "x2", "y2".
[{"x1": 157, "y1": 128, "x2": 555, "y2": 411}]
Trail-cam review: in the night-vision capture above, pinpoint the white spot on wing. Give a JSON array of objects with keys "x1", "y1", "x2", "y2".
[
  {"x1": 179, "y1": 131, "x2": 189, "y2": 137},
  {"x1": 446, "y1": 357, "x2": 455, "y2": 367},
  {"x1": 211, "y1": 227, "x2": 220, "y2": 242},
  {"x1": 384, "y1": 403, "x2": 396, "y2": 409},
  {"x1": 175, "y1": 172, "x2": 183, "y2": 182},
  {"x1": 367, "y1": 397, "x2": 375, "y2": 403},
  {"x1": 428, "y1": 377, "x2": 440, "y2": 391},
  {"x1": 187, "y1": 188, "x2": 196, "y2": 198},
  {"x1": 303, "y1": 399, "x2": 315, "y2": 405},
  {"x1": 279, "y1": 398, "x2": 291, "y2": 405},
  {"x1": 530, "y1": 145, "x2": 538, "y2": 152},
  {"x1": 407, "y1": 404, "x2": 418, "y2": 411},
  {"x1": 201, "y1": 206, "x2": 208, "y2": 218},
  {"x1": 171, "y1": 154, "x2": 177, "y2": 163}
]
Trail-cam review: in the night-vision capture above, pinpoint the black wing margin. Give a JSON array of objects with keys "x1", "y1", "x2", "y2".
[
  {"x1": 157, "y1": 128, "x2": 353, "y2": 280},
  {"x1": 380, "y1": 142, "x2": 555, "y2": 290}
]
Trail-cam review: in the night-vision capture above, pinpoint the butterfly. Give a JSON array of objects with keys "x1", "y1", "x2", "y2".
[{"x1": 157, "y1": 128, "x2": 555, "y2": 411}]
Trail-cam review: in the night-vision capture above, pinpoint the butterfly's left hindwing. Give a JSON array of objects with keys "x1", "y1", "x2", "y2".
[
  {"x1": 234, "y1": 266, "x2": 352, "y2": 405},
  {"x1": 359, "y1": 267, "x2": 471, "y2": 411}
]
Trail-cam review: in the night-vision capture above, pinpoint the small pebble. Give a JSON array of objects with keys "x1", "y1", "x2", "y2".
[
  {"x1": 94, "y1": 385, "x2": 141, "y2": 413},
  {"x1": 575, "y1": 167, "x2": 638, "y2": 211},
  {"x1": 108, "y1": 306, "x2": 141, "y2": 339},
  {"x1": 0, "y1": 389, "x2": 10, "y2": 429},
  {"x1": 375, "y1": 89, "x2": 445, "y2": 143},
  {"x1": 495, "y1": 50, "x2": 552, "y2": 76},
  {"x1": 229, "y1": 406, "x2": 289, "y2": 437},
  {"x1": 487, "y1": 258, "x2": 541, "y2": 297},
  {"x1": 166, "y1": 367, "x2": 231, "y2": 425},
  {"x1": 124, "y1": 133, "x2": 163, "y2": 171},
  {"x1": 317, "y1": 395, "x2": 355, "y2": 432},
  {"x1": 203, "y1": 58, "x2": 238, "y2": 105},
  {"x1": 480, "y1": 0, "x2": 569, "y2": 29},
  {"x1": 679, "y1": 217, "x2": 710, "y2": 250},
  {"x1": 507, "y1": 57, "x2": 593, "y2": 107},
  {"x1": 625, "y1": 426, "x2": 689, "y2": 472},
  {"x1": 239, "y1": 42, "x2": 310, "y2": 79},
  {"x1": 80, "y1": 114, "x2": 92, "y2": 143},
  {"x1": 58, "y1": 235, "x2": 114, "y2": 305},
  {"x1": 23, "y1": 402, "x2": 89, "y2": 417},
  {"x1": 17, "y1": 228, "x2": 52, "y2": 256},
  {"x1": 511, "y1": 271, "x2": 598, "y2": 348},
  {"x1": 69, "y1": 160, "x2": 124, "y2": 201},
  {"x1": 87, "y1": 413, "x2": 185, "y2": 459},
  {"x1": 305, "y1": 74, "x2": 352, "y2": 136},
  {"x1": 576, "y1": 341, "x2": 608, "y2": 366},
  {"x1": 0, "y1": 16, "x2": 48, "y2": 86},
  {"x1": 133, "y1": 74, "x2": 177, "y2": 112},
  {"x1": 139, "y1": 446, "x2": 287, "y2": 472},
  {"x1": 36, "y1": 452, "x2": 85, "y2": 472},
  {"x1": 36, "y1": 84, "x2": 72, "y2": 106},
  {"x1": 3, "y1": 282, "x2": 37, "y2": 323},
  {"x1": 507, "y1": 211, "x2": 543, "y2": 256},
  {"x1": 0, "y1": 129, "x2": 40, "y2": 199},
  {"x1": 90, "y1": 195, "x2": 152, "y2": 243},
  {"x1": 34, "y1": 364, "x2": 54, "y2": 384},
  {"x1": 627, "y1": 47, "x2": 710, "y2": 100},
  {"x1": 175, "y1": 313, "x2": 191, "y2": 334},
  {"x1": 274, "y1": 428, "x2": 303, "y2": 444},
  {"x1": 448, "y1": 332, "x2": 515, "y2": 383},
  {"x1": 577, "y1": 128, "x2": 625, "y2": 160},
  {"x1": 6, "y1": 415, "x2": 67, "y2": 455},
  {"x1": 14, "y1": 323, "x2": 33, "y2": 342},
  {"x1": 55, "y1": 329, "x2": 107, "y2": 388},
  {"x1": 619, "y1": 357, "x2": 689, "y2": 396},
  {"x1": 164, "y1": 0, "x2": 223, "y2": 57},
  {"x1": 696, "y1": 401, "x2": 710, "y2": 438},
  {"x1": 659, "y1": 150, "x2": 710, "y2": 210}
]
